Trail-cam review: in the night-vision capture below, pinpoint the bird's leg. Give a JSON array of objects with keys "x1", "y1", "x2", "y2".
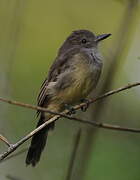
[
  {"x1": 64, "y1": 104, "x2": 76, "y2": 115},
  {"x1": 80, "y1": 99, "x2": 90, "y2": 112}
]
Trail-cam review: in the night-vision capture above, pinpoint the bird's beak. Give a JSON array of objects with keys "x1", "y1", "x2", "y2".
[{"x1": 95, "y1": 33, "x2": 111, "y2": 42}]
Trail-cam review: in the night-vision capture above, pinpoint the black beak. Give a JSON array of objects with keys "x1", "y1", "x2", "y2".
[{"x1": 95, "y1": 33, "x2": 111, "y2": 42}]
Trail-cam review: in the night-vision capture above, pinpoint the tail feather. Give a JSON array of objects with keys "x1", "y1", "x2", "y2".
[{"x1": 26, "y1": 116, "x2": 54, "y2": 167}]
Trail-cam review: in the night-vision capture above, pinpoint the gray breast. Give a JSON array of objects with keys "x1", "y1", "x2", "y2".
[{"x1": 86, "y1": 48, "x2": 103, "y2": 88}]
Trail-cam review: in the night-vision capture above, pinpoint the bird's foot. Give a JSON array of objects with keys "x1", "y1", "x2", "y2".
[
  {"x1": 80, "y1": 99, "x2": 90, "y2": 112},
  {"x1": 64, "y1": 104, "x2": 76, "y2": 115}
]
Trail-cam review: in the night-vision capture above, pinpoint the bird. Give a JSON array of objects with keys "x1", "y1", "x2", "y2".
[{"x1": 25, "y1": 29, "x2": 111, "y2": 166}]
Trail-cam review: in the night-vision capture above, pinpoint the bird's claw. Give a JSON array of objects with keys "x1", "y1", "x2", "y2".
[
  {"x1": 80, "y1": 99, "x2": 90, "y2": 112},
  {"x1": 65, "y1": 104, "x2": 76, "y2": 115}
]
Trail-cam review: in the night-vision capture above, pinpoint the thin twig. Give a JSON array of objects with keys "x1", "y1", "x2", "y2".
[
  {"x1": 0, "y1": 82, "x2": 140, "y2": 161},
  {"x1": 1, "y1": 148, "x2": 28, "y2": 163},
  {"x1": 0, "y1": 134, "x2": 11, "y2": 147},
  {"x1": 0, "y1": 114, "x2": 60, "y2": 161},
  {"x1": 0, "y1": 82, "x2": 139, "y2": 120}
]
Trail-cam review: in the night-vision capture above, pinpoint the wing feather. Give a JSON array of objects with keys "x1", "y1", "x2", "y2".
[{"x1": 37, "y1": 47, "x2": 80, "y2": 115}]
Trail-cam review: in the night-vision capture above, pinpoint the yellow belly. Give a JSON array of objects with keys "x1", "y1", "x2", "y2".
[
  {"x1": 51, "y1": 53, "x2": 101, "y2": 106},
  {"x1": 57, "y1": 61, "x2": 95, "y2": 104}
]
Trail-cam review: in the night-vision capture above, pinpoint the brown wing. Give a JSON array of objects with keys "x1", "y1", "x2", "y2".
[
  {"x1": 37, "y1": 78, "x2": 49, "y2": 116},
  {"x1": 37, "y1": 58, "x2": 68, "y2": 106},
  {"x1": 37, "y1": 78, "x2": 48, "y2": 107},
  {"x1": 37, "y1": 47, "x2": 79, "y2": 116}
]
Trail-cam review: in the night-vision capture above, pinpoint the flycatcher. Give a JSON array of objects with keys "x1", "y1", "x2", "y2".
[{"x1": 26, "y1": 29, "x2": 111, "y2": 166}]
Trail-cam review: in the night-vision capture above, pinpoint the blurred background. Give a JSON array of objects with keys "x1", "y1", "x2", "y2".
[{"x1": 0, "y1": 0, "x2": 140, "y2": 179}]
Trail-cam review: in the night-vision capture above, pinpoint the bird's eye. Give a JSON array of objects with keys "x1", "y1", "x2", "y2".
[{"x1": 81, "y1": 39, "x2": 87, "y2": 44}]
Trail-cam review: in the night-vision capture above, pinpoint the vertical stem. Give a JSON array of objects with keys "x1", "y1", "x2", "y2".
[
  {"x1": 0, "y1": 0, "x2": 26, "y2": 129},
  {"x1": 65, "y1": 129, "x2": 81, "y2": 180}
]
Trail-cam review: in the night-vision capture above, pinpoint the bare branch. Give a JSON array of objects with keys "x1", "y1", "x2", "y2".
[
  {"x1": 0, "y1": 82, "x2": 140, "y2": 162},
  {"x1": 1, "y1": 148, "x2": 28, "y2": 163},
  {"x1": 0, "y1": 114, "x2": 61, "y2": 161},
  {"x1": 0, "y1": 82, "x2": 139, "y2": 119},
  {"x1": 0, "y1": 134, "x2": 11, "y2": 147}
]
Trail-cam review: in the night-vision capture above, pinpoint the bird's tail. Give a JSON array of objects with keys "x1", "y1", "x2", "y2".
[{"x1": 25, "y1": 115, "x2": 54, "y2": 167}]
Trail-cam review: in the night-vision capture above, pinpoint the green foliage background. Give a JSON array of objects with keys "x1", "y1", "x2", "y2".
[{"x1": 0, "y1": 0, "x2": 140, "y2": 180}]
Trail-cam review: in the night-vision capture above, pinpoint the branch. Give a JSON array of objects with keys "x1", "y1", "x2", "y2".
[
  {"x1": 0, "y1": 134, "x2": 11, "y2": 147},
  {"x1": 0, "y1": 113, "x2": 60, "y2": 161},
  {"x1": 0, "y1": 82, "x2": 140, "y2": 119},
  {"x1": 0, "y1": 82, "x2": 140, "y2": 161},
  {"x1": 1, "y1": 148, "x2": 28, "y2": 163}
]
